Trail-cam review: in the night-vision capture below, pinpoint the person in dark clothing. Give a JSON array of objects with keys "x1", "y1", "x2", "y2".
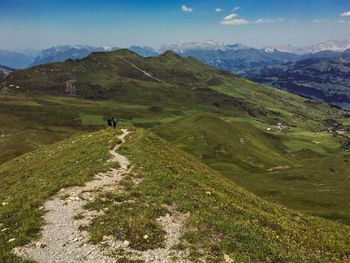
[
  {"x1": 107, "y1": 117, "x2": 113, "y2": 128},
  {"x1": 112, "y1": 117, "x2": 117, "y2": 129}
]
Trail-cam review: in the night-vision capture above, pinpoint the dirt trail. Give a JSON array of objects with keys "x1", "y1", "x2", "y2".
[
  {"x1": 118, "y1": 56, "x2": 167, "y2": 84},
  {"x1": 13, "y1": 128, "x2": 190, "y2": 262},
  {"x1": 132, "y1": 210, "x2": 190, "y2": 262},
  {"x1": 13, "y1": 129, "x2": 131, "y2": 263},
  {"x1": 101, "y1": 208, "x2": 190, "y2": 262}
]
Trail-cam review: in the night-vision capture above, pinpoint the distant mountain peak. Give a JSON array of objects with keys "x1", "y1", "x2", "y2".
[
  {"x1": 308, "y1": 39, "x2": 350, "y2": 53},
  {"x1": 265, "y1": 39, "x2": 350, "y2": 55},
  {"x1": 226, "y1": 43, "x2": 249, "y2": 50},
  {"x1": 102, "y1": 45, "x2": 114, "y2": 51},
  {"x1": 160, "y1": 50, "x2": 181, "y2": 58},
  {"x1": 129, "y1": 46, "x2": 158, "y2": 57},
  {"x1": 31, "y1": 45, "x2": 119, "y2": 66},
  {"x1": 159, "y1": 40, "x2": 228, "y2": 53},
  {"x1": 0, "y1": 50, "x2": 37, "y2": 69},
  {"x1": 263, "y1": 44, "x2": 307, "y2": 55},
  {"x1": 264, "y1": 47, "x2": 277, "y2": 53},
  {"x1": 112, "y1": 48, "x2": 141, "y2": 57}
]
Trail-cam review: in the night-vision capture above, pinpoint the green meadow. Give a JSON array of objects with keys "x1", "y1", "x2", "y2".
[{"x1": 0, "y1": 49, "x2": 349, "y2": 261}]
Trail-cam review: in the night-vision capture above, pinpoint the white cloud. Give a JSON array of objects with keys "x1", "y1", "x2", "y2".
[
  {"x1": 254, "y1": 17, "x2": 285, "y2": 24},
  {"x1": 221, "y1": 18, "x2": 249, "y2": 25},
  {"x1": 312, "y1": 19, "x2": 330, "y2": 24},
  {"x1": 338, "y1": 20, "x2": 350, "y2": 24},
  {"x1": 340, "y1": 11, "x2": 350, "y2": 17},
  {"x1": 255, "y1": 18, "x2": 275, "y2": 24},
  {"x1": 221, "y1": 14, "x2": 249, "y2": 25},
  {"x1": 221, "y1": 12, "x2": 282, "y2": 26},
  {"x1": 224, "y1": 13, "x2": 238, "y2": 20},
  {"x1": 181, "y1": 5, "x2": 193, "y2": 13},
  {"x1": 215, "y1": 8, "x2": 223, "y2": 12},
  {"x1": 233, "y1": 6, "x2": 240, "y2": 11}
]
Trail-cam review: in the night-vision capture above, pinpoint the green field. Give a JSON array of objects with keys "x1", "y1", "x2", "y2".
[
  {"x1": 0, "y1": 95, "x2": 190, "y2": 164},
  {"x1": 1, "y1": 93, "x2": 349, "y2": 225}
]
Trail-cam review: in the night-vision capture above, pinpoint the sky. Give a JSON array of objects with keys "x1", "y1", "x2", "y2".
[{"x1": 0, "y1": 0, "x2": 350, "y2": 51}]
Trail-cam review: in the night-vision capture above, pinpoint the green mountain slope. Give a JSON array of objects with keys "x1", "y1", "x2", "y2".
[
  {"x1": 153, "y1": 113, "x2": 350, "y2": 224},
  {"x1": 1, "y1": 49, "x2": 347, "y2": 129},
  {"x1": 246, "y1": 52, "x2": 350, "y2": 110},
  {"x1": 0, "y1": 129, "x2": 117, "y2": 262},
  {"x1": 2, "y1": 50, "x2": 231, "y2": 107},
  {"x1": 0, "y1": 50, "x2": 350, "y2": 262},
  {"x1": 0, "y1": 50, "x2": 349, "y2": 225},
  {"x1": 0, "y1": 128, "x2": 349, "y2": 262},
  {"x1": 153, "y1": 113, "x2": 289, "y2": 170}
]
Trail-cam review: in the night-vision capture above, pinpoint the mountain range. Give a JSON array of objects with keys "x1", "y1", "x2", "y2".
[
  {"x1": 245, "y1": 50, "x2": 350, "y2": 110},
  {"x1": 4, "y1": 40, "x2": 350, "y2": 69},
  {"x1": 1, "y1": 39, "x2": 349, "y2": 109},
  {"x1": 158, "y1": 40, "x2": 350, "y2": 109},
  {"x1": 29, "y1": 45, "x2": 119, "y2": 66},
  {"x1": 265, "y1": 39, "x2": 350, "y2": 55},
  {"x1": 0, "y1": 50, "x2": 37, "y2": 69}
]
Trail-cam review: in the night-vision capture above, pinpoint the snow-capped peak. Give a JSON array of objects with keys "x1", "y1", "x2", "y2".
[
  {"x1": 159, "y1": 40, "x2": 228, "y2": 53},
  {"x1": 102, "y1": 45, "x2": 114, "y2": 51},
  {"x1": 265, "y1": 40, "x2": 350, "y2": 55},
  {"x1": 308, "y1": 40, "x2": 350, "y2": 53},
  {"x1": 263, "y1": 45, "x2": 307, "y2": 55},
  {"x1": 264, "y1": 47, "x2": 277, "y2": 53}
]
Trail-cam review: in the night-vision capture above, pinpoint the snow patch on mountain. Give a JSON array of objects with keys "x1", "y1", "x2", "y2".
[
  {"x1": 308, "y1": 40, "x2": 350, "y2": 53},
  {"x1": 265, "y1": 40, "x2": 350, "y2": 55},
  {"x1": 159, "y1": 40, "x2": 246, "y2": 54}
]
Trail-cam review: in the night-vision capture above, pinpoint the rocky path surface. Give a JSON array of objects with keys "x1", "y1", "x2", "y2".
[
  {"x1": 101, "y1": 207, "x2": 191, "y2": 263},
  {"x1": 13, "y1": 129, "x2": 131, "y2": 263},
  {"x1": 13, "y1": 128, "x2": 191, "y2": 263}
]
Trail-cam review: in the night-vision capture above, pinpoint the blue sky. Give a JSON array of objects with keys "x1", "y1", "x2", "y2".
[{"x1": 0, "y1": 0, "x2": 350, "y2": 50}]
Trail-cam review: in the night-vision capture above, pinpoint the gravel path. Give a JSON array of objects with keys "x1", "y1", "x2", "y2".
[
  {"x1": 13, "y1": 128, "x2": 191, "y2": 262},
  {"x1": 102, "y1": 207, "x2": 191, "y2": 263},
  {"x1": 13, "y1": 129, "x2": 131, "y2": 263}
]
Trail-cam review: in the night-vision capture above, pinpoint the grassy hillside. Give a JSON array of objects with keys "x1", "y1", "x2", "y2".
[
  {"x1": 2, "y1": 49, "x2": 348, "y2": 129},
  {"x1": 0, "y1": 129, "x2": 121, "y2": 262},
  {"x1": 1, "y1": 50, "x2": 350, "y2": 249},
  {"x1": 153, "y1": 113, "x2": 350, "y2": 225},
  {"x1": 1, "y1": 50, "x2": 240, "y2": 110},
  {"x1": 0, "y1": 128, "x2": 349, "y2": 262},
  {"x1": 0, "y1": 95, "x2": 191, "y2": 164}
]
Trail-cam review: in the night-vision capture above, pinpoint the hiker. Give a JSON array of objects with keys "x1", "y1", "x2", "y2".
[
  {"x1": 112, "y1": 117, "x2": 117, "y2": 129},
  {"x1": 107, "y1": 117, "x2": 112, "y2": 128}
]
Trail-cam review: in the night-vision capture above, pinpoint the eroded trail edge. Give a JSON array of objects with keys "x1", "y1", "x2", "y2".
[{"x1": 13, "y1": 129, "x2": 131, "y2": 263}]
